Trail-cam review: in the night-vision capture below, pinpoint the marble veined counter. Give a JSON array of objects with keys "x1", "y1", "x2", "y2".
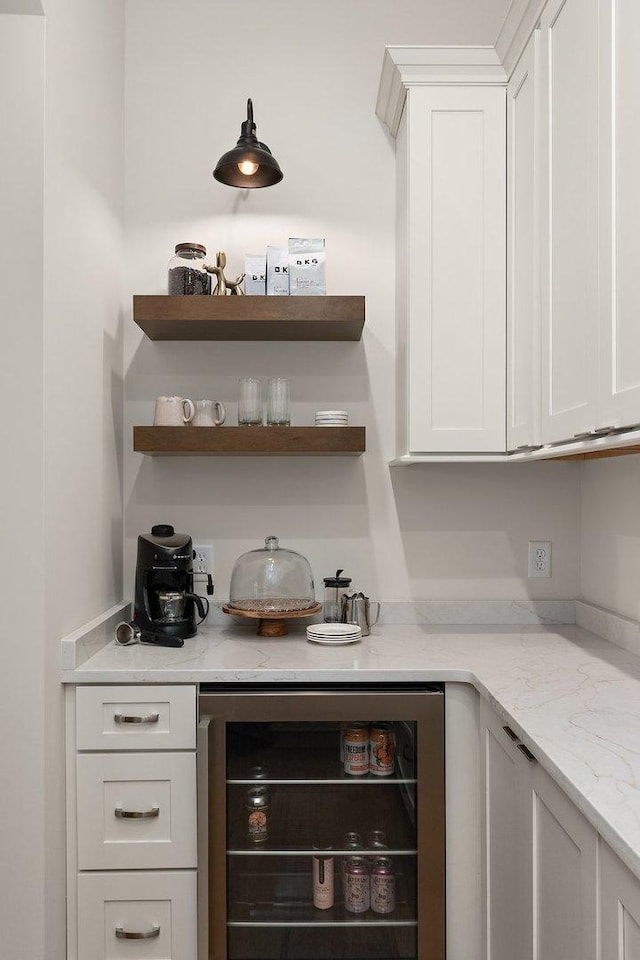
[{"x1": 63, "y1": 618, "x2": 640, "y2": 882}]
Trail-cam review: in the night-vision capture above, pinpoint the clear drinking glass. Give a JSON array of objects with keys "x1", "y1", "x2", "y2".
[
  {"x1": 238, "y1": 378, "x2": 263, "y2": 426},
  {"x1": 267, "y1": 378, "x2": 290, "y2": 426}
]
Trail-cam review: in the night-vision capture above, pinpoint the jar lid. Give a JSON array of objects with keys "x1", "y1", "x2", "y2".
[
  {"x1": 174, "y1": 242, "x2": 207, "y2": 255},
  {"x1": 323, "y1": 568, "x2": 352, "y2": 588}
]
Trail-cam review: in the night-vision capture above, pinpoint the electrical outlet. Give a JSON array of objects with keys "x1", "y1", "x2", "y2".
[
  {"x1": 194, "y1": 544, "x2": 213, "y2": 574},
  {"x1": 528, "y1": 541, "x2": 552, "y2": 578}
]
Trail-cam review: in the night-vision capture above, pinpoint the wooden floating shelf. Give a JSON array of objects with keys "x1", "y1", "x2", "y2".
[
  {"x1": 133, "y1": 295, "x2": 365, "y2": 341},
  {"x1": 134, "y1": 426, "x2": 366, "y2": 457}
]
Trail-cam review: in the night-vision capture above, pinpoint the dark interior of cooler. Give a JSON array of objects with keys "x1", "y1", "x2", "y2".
[{"x1": 225, "y1": 721, "x2": 418, "y2": 960}]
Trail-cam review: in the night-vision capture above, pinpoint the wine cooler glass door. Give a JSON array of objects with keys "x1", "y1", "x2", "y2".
[{"x1": 199, "y1": 688, "x2": 444, "y2": 960}]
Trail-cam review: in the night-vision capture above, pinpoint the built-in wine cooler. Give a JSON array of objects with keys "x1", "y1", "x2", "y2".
[{"x1": 199, "y1": 684, "x2": 444, "y2": 960}]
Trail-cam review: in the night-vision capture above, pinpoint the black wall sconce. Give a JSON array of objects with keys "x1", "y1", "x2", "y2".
[{"x1": 213, "y1": 98, "x2": 283, "y2": 189}]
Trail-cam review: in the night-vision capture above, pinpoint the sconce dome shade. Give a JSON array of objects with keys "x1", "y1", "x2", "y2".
[
  {"x1": 213, "y1": 98, "x2": 284, "y2": 189},
  {"x1": 214, "y1": 143, "x2": 283, "y2": 188}
]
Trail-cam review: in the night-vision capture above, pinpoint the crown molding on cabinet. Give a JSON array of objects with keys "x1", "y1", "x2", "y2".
[
  {"x1": 494, "y1": 0, "x2": 548, "y2": 77},
  {"x1": 376, "y1": 0, "x2": 551, "y2": 138},
  {"x1": 376, "y1": 46, "x2": 507, "y2": 136}
]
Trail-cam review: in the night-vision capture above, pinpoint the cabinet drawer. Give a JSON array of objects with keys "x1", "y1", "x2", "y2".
[
  {"x1": 77, "y1": 752, "x2": 197, "y2": 870},
  {"x1": 76, "y1": 684, "x2": 196, "y2": 750},
  {"x1": 77, "y1": 870, "x2": 197, "y2": 960}
]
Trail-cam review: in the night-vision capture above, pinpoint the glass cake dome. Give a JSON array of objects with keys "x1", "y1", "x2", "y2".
[{"x1": 229, "y1": 536, "x2": 316, "y2": 613}]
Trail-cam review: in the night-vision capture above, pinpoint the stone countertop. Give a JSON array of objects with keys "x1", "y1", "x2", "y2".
[{"x1": 63, "y1": 620, "x2": 640, "y2": 881}]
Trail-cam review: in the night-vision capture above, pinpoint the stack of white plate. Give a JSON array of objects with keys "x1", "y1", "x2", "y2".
[
  {"x1": 306, "y1": 622, "x2": 362, "y2": 645},
  {"x1": 315, "y1": 410, "x2": 349, "y2": 427}
]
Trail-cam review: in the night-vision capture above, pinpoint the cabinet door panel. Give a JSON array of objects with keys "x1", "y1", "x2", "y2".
[
  {"x1": 480, "y1": 701, "x2": 528, "y2": 960},
  {"x1": 528, "y1": 764, "x2": 597, "y2": 960},
  {"x1": 507, "y1": 33, "x2": 540, "y2": 451},
  {"x1": 540, "y1": 0, "x2": 599, "y2": 442},
  {"x1": 601, "y1": 841, "x2": 640, "y2": 960},
  {"x1": 406, "y1": 86, "x2": 506, "y2": 453},
  {"x1": 599, "y1": 0, "x2": 640, "y2": 427}
]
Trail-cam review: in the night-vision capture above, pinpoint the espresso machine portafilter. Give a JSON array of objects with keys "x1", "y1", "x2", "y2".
[{"x1": 132, "y1": 524, "x2": 210, "y2": 643}]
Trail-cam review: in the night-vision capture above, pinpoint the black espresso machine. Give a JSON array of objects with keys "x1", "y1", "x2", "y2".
[{"x1": 134, "y1": 524, "x2": 209, "y2": 643}]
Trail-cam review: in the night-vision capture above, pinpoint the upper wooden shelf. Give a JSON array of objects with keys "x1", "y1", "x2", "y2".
[{"x1": 133, "y1": 295, "x2": 365, "y2": 341}]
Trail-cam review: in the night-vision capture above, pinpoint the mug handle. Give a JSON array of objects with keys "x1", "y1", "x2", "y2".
[
  {"x1": 183, "y1": 398, "x2": 195, "y2": 423},
  {"x1": 214, "y1": 401, "x2": 226, "y2": 426},
  {"x1": 370, "y1": 601, "x2": 381, "y2": 626}
]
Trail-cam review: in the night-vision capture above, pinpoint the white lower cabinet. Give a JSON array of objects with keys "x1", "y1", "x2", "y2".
[
  {"x1": 481, "y1": 699, "x2": 598, "y2": 960},
  {"x1": 77, "y1": 870, "x2": 197, "y2": 960},
  {"x1": 68, "y1": 684, "x2": 200, "y2": 960},
  {"x1": 481, "y1": 700, "x2": 529, "y2": 960},
  {"x1": 526, "y1": 762, "x2": 598, "y2": 960},
  {"x1": 600, "y1": 840, "x2": 640, "y2": 959}
]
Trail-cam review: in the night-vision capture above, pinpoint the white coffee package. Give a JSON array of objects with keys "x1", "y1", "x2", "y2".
[
  {"x1": 289, "y1": 238, "x2": 326, "y2": 296},
  {"x1": 267, "y1": 246, "x2": 290, "y2": 296},
  {"x1": 244, "y1": 254, "x2": 266, "y2": 295}
]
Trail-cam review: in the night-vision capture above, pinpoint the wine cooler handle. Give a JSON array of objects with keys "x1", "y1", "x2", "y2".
[{"x1": 197, "y1": 715, "x2": 212, "y2": 960}]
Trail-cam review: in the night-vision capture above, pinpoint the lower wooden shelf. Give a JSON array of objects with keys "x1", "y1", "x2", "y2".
[{"x1": 133, "y1": 426, "x2": 366, "y2": 456}]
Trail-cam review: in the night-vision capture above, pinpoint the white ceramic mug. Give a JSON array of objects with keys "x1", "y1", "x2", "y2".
[
  {"x1": 153, "y1": 395, "x2": 195, "y2": 426},
  {"x1": 192, "y1": 399, "x2": 226, "y2": 427}
]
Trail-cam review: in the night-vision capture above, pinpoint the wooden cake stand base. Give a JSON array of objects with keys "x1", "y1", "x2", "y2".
[{"x1": 223, "y1": 603, "x2": 322, "y2": 637}]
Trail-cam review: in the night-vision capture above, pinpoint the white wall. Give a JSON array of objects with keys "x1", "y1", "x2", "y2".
[
  {"x1": 580, "y1": 458, "x2": 640, "y2": 620},
  {"x1": 0, "y1": 14, "x2": 45, "y2": 959},
  {"x1": 0, "y1": 3, "x2": 122, "y2": 954},
  {"x1": 123, "y1": 0, "x2": 581, "y2": 603}
]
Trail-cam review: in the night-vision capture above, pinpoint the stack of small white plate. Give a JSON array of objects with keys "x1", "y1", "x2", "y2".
[
  {"x1": 315, "y1": 410, "x2": 349, "y2": 427},
  {"x1": 306, "y1": 622, "x2": 362, "y2": 645}
]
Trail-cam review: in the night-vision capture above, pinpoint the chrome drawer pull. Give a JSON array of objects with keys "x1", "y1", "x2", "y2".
[
  {"x1": 502, "y1": 725, "x2": 518, "y2": 742},
  {"x1": 115, "y1": 925, "x2": 160, "y2": 940},
  {"x1": 517, "y1": 743, "x2": 536, "y2": 763},
  {"x1": 115, "y1": 806, "x2": 159, "y2": 820},
  {"x1": 113, "y1": 712, "x2": 159, "y2": 725}
]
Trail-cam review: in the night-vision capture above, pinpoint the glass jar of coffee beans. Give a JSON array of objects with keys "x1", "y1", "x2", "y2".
[{"x1": 168, "y1": 242, "x2": 211, "y2": 295}]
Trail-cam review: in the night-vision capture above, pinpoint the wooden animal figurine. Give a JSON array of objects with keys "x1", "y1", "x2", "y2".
[{"x1": 205, "y1": 251, "x2": 245, "y2": 295}]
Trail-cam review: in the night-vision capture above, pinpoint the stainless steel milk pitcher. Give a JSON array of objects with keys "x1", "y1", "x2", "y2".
[{"x1": 340, "y1": 593, "x2": 380, "y2": 636}]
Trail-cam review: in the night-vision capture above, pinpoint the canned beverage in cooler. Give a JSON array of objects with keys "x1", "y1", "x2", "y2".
[
  {"x1": 343, "y1": 724, "x2": 370, "y2": 776},
  {"x1": 370, "y1": 722, "x2": 396, "y2": 776},
  {"x1": 344, "y1": 857, "x2": 370, "y2": 913},
  {"x1": 246, "y1": 786, "x2": 269, "y2": 843},
  {"x1": 370, "y1": 857, "x2": 396, "y2": 914},
  {"x1": 341, "y1": 831, "x2": 364, "y2": 886}
]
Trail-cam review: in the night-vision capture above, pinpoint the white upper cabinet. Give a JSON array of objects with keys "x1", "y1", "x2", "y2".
[
  {"x1": 539, "y1": 0, "x2": 600, "y2": 444},
  {"x1": 377, "y1": 49, "x2": 507, "y2": 459},
  {"x1": 399, "y1": 86, "x2": 506, "y2": 454},
  {"x1": 598, "y1": 0, "x2": 640, "y2": 429},
  {"x1": 507, "y1": 32, "x2": 541, "y2": 452}
]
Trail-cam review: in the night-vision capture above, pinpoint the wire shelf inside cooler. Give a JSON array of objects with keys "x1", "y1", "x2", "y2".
[
  {"x1": 227, "y1": 855, "x2": 417, "y2": 926},
  {"x1": 226, "y1": 721, "x2": 416, "y2": 783},
  {"x1": 227, "y1": 782, "x2": 417, "y2": 853},
  {"x1": 228, "y1": 924, "x2": 417, "y2": 960}
]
